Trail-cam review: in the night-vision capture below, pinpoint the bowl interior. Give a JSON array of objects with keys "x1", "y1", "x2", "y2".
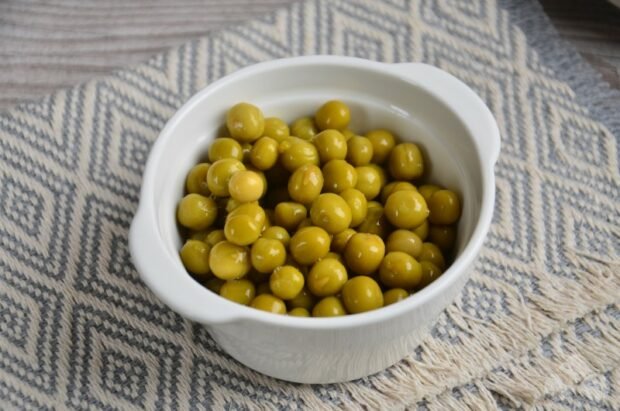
[{"x1": 151, "y1": 63, "x2": 483, "y2": 282}]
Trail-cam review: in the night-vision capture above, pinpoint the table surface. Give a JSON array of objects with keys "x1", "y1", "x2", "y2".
[{"x1": 0, "y1": 0, "x2": 619, "y2": 110}]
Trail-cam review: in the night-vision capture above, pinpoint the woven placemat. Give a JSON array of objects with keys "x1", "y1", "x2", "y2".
[{"x1": 1, "y1": 0, "x2": 619, "y2": 409}]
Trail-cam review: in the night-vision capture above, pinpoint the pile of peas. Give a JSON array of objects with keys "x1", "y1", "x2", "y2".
[{"x1": 177, "y1": 100, "x2": 461, "y2": 317}]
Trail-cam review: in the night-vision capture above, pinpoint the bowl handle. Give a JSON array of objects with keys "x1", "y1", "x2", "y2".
[
  {"x1": 129, "y1": 208, "x2": 241, "y2": 324},
  {"x1": 386, "y1": 62, "x2": 501, "y2": 167}
]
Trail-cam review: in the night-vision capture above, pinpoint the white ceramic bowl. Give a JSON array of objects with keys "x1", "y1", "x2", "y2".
[{"x1": 130, "y1": 56, "x2": 500, "y2": 384}]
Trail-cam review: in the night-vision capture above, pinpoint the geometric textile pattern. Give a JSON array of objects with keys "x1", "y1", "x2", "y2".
[{"x1": 1, "y1": 0, "x2": 619, "y2": 409}]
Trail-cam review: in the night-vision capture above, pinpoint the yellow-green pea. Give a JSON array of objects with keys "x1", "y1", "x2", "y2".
[
  {"x1": 278, "y1": 136, "x2": 300, "y2": 154},
  {"x1": 418, "y1": 261, "x2": 442, "y2": 288},
  {"x1": 354, "y1": 166, "x2": 382, "y2": 200},
  {"x1": 313, "y1": 129, "x2": 348, "y2": 162},
  {"x1": 206, "y1": 229, "x2": 226, "y2": 246},
  {"x1": 288, "y1": 164, "x2": 324, "y2": 204},
  {"x1": 344, "y1": 233, "x2": 385, "y2": 276},
  {"x1": 262, "y1": 226, "x2": 291, "y2": 247},
  {"x1": 289, "y1": 226, "x2": 331, "y2": 265},
  {"x1": 209, "y1": 241, "x2": 251, "y2": 280},
  {"x1": 290, "y1": 117, "x2": 318, "y2": 141},
  {"x1": 286, "y1": 288, "x2": 316, "y2": 311},
  {"x1": 341, "y1": 128, "x2": 356, "y2": 140},
  {"x1": 386, "y1": 229, "x2": 423, "y2": 259},
  {"x1": 384, "y1": 190, "x2": 429, "y2": 229},
  {"x1": 312, "y1": 296, "x2": 346, "y2": 317},
  {"x1": 428, "y1": 190, "x2": 461, "y2": 225},
  {"x1": 339, "y1": 188, "x2": 368, "y2": 227},
  {"x1": 248, "y1": 167, "x2": 268, "y2": 196},
  {"x1": 228, "y1": 170, "x2": 265, "y2": 203},
  {"x1": 429, "y1": 225, "x2": 457, "y2": 251},
  {"x1": 296, "y1": 217, "x2": 313, "y2": 230},
  {"x1": 413, "y1": 220, "x2": 429, "y2": 241},
  {"x1": 388, "y1": 143, "x2": 424, "y2": 180},
  {"x1": 179, "y1": 240, "x2": 211, "y2": 276},
  {"x1": 263, "y1": 117, "x2": 290, "y2": 142},
  {"x1": 307, "y1": 258, "x2": 348, "y2": 297},
  {"x1": 208, "y1": 137, "x2": 243, "y2": 162},
  {"x1": 356, "y1": 202, "x2": 390, "y2": 239},
  {"x1": 309, "y1": 193, "x2": 352, "y2": 234},
  {"x1": 225, "y1": 197, "x2": 247, "y2": 213},
  {"x1": 288, "y1": 307, "x2": 310, "y2": 317},
  {"x1": 419, "y1": 242, "x2": 446, "y2": 270},
  {"x1": 322, "y1": 160, "x2": 358, "y2": 193},
  {"x1": 342, "y1": 276, "x2": 384, "y2": 314},
  {"x1": 185, "y1": 163, "x2": 211, "y2": 196},
  {"x1": 346, "y1": 136, "x2": 374, "y2": 166},
  {"x1": 331, "y1": 228, "x2": 356, "y2": 253},
  {"x1": 220, "y1": 279, "x2": 255, "y2": 305},
  {"x1": 315, "y1": 100, "x2": 351, "y2": 131},
  {"x1": 206, "y1": 158, "x2": 246, "y2": 197},
  {"x1": 226, "y1": 102, "x2": 264, "y2": 143},
  {"x1": 224, "y1": 214, "x2": 262, "y2": 246},
  {"x1": 177, "y1": 193, "x2": 218, "y2": 230},
  {"x1": 379, "y1": 251, "x2": 422, "y2": 289},
  {"x1": 250, "y1": 137, "x2": 279, "y2": 170},
  {"x1": 383, "y1": 288, "x2": 409, "y2": 306},
  {"x1": 274, "y1": 202, "x2": 307, "y2": 231},
  {"x1": 251, "y1": 238, "x2": 287, "y2": 274},
  {"x1": 365, "y1": 129, "x2": 396, "y2": 164},
  {"x1": 323, "y1": 251, "x2": 344, "y2": 263},
  {"x1": 270, "y1": 265, "x2": 305, "y2": 300},
  {"x1": 250, "y1": 294, "x2": 286, "y2": 314},
  {"x1": 227, "y1": 202, "x2": 266, "y2": 228},
  {"x1": 188, "y1": 229, "x2": 210, "y2": 241},
  {"x1": 280, "y1": 140, "x2": 320, "y2": 172},
  {"x1": 368, "y1": 164, "x2": 388, "y2": 189},
  {"x1": 418, "y1": 184, "x2": 441, "y2": 203},
  {"x1": 381, "y1": 181, "x2": 417, "y2": 204}
]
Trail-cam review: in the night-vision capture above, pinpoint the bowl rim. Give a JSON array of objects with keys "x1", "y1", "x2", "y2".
[{"x1": 131, "y1": 55, "x2": 500, "y2": 329}]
